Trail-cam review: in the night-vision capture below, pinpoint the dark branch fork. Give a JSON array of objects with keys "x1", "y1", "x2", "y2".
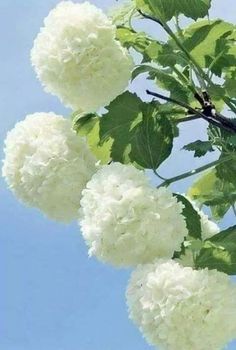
[{"x1": 147, "y1": 90, "x2": 236, "y2": 133}]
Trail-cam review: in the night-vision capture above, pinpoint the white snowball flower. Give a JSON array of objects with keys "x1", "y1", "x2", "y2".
[
  {"x1": 31, "y1": 1, "x2": 133, "y2": 112},
  {"x1": 79, "y1": 163, "x2": 188, "y2": 267},
  {"x1": 126, "y1": 260, "x2": 236, "y2": 350},
  {"x1": 2, "y1": 112, "x2": 96, "y2": 222}
]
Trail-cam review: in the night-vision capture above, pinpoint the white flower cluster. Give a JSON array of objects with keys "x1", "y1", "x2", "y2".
[
  {"x1": 126, "y1": 260, "x2": 236, "y2": 350},
  {"x1": 31, "y1": 1, "x2": 133, "y2": 112},
  {"x1": 2, "y1": 112, "x2": 96, "y2": 222},
  {"x1": 79, "y1": 162, "x2": 188, "y2": 267}
]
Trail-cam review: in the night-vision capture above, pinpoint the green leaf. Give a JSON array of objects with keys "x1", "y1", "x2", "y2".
[
  {"x1": 211, "y1": 203, "x2": 231, "y2": 221},
  {"x1": 195, "y1": 226, "x2": 236, "y2": 274},
  {"x1": 188, "y1": 169, "x2": 236, "y2": 219},
  {"x1": 207, "y1": 84, "x2": 226, "y2": 112},
  {"x1": 175, "y1": 194, "x2": 202, "y2": 239},
  {"x1": 116, "y1": 27, "x2": 161, "y2": 61},
  {"x1": 225, "y1": 69, "x2": 236, "y2": 98},
  {"x1": 99, "y1": 91, "x2": 143, "y2": 165},
  {"x1": 150, "y1": 43, "x2": 188, "y2": 68},
  {"x1": 131, "y1": 64, "x2": 155, "y2": 81},
  {"x1": 208, "y1": 123, "x2": 236, "y2": 153},
  {"x1": 130, "y1": 104, "x2": 174, "y2": 169},
  {"x1": 183, "y1": 140, "x2": 214, "y2": 157},
  {"x1": 137, "y1": 66, "x2": 190, "y2": 103},
  {"x1": 183, "y1": 20, "x2": 235, "y2": 69},
  {"x1": 72, "y1": 112, "x2": 97, "y2": 134},
  {"x1": 158, "y1": 103, "x2": 186, "y2": 136},
  {"x1": 99, "y1": 92, "x2": 174, "y2": 169},
  {"x1": 177, "y1": 0, "x2": 211, "y2": 20},
  {"x1": 216, "y1": 153, "x2": 236, "y2": 187},
  {"x1": 153, "y1": 68, "x2": 190, "y2": 104},
  {"x1": 205, "y1": 35, "x2": 236, "y2": 77},
  {"x1": 208, "y1": 127, "x2": 236, "y2": 189},
  {"x1": 226, "y1": 98, "x2": 236, "y2": 114},
  {"x1": 136, "y1": 0, "x2": 211, "y2": 21},
  {"x1": 136, "y1": 0, "x2": 177, "y2": 22},
  {"x1": 73, "y1": 113, "x2": 111, "y2": 164}
]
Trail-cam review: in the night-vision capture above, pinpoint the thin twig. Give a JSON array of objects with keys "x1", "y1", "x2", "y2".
[
  {"x1": 175, "y1": 115, "x2": 201, "y2": 123},
  {"x1": 157, "y1": 154, "x2": 234, "y2": 188},
  {"x1": 153, "y1": 169, "x2": 167, "y2": 181},
  {"x1": 137, "y1": 9, "x2": 162, "y2": 25}
]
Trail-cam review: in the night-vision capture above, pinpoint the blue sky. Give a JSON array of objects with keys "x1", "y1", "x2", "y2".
[{"x1": 0, "y1": 1, "x2": 235, "y2": 349}]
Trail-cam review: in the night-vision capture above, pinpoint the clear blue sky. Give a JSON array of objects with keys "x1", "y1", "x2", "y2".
[{"x1": 0, "y1": 1, "x2": 235, "y2": 349}]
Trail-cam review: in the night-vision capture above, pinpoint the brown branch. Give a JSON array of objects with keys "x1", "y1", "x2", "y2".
[{"x1": 146, "y1": 90, "x2": 236, "y2": 133}]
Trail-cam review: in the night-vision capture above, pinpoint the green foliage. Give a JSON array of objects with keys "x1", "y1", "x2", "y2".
[
  {"x1": 177, "y1": 0, "x2": 211, "y2": 20},
  {"x1": 216, "y1": 154, "x2": 236, "y2": 188},
  {"x1": 135, "y1": 0, "x2": 211, "y2": 21},
  {"x1": 136, "y1": 0, "x2": 177, "y2": 22},
  {"x1": 99, "y1": 91, "x2": 143, "y2": 165},
  {"x1": 188, "y1": 169, "x2": 236, "y2": 220},
  {"x1": 129, "y1": 104, "x2": 174, "y2": 169},
  {"x1": 225, "y1": 69, "x2": 236, "y2": 98},
  {"x1": 116, "y1": 27, "x2": 161, "y2": 61},
  {"x1": 73, "y1": 93, "x2": 174, "y2": 170},
  {"x1": 132, "y1": 65, "x2": 191, "y2": 103},
  {"x1": 151, "y1": 68, "x2": 191, "y2": 104},
  {"x1": 175, "y1": 194, "x2": 202, "y2": 239},
  {"x1": 195, "y1": 226, "x2": 236, "y2": 275},
  {"x1": 183, "y1": 20, "x2": 235, "y2": 71},
  {"x1": 99, "y1": 92, "x2": 174, "y2": 169},
  {"x1": 73, "y1": 113, "x2": 112, "y2": 164},
  {"x1": 183, "y1": 140, "x2": 214, "y2": 157}
]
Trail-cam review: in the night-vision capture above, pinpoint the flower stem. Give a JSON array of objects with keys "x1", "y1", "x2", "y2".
[{"x1": 157, "y1": 154, "x2": 234, "y2": 188}]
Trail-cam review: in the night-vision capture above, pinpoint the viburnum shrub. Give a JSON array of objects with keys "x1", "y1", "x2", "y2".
[{"x1": 2, "y1": 1, "x2": 236, "y2": 349}]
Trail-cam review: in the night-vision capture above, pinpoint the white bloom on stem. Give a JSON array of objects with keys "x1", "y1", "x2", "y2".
[
  {"x1": 2, "y1": 112, "x2": 96, "y2": 222},
  {"x1": 79, "y1": 163, "x2": 188, "y2": 267},
  {"x1": 126, "y1": 260, "x2": 236, "y2": 350},
  {"x1": 31, "y1": 1, "x2": 133, "y2": 112}
]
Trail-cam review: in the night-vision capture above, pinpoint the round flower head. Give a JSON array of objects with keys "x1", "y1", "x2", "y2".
[
  {"x1": 79, "y1": 163, "x2": 188, "y2": 267},
  {"x1": 2, "y1": 112, "x2": 96, "y2": 222},
  {"x1": 126, "y1": 260, "x2": 236, "y2": 350},
  {"x1": 31, "y1": 1, "x2": 133, "y2": 112}
]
